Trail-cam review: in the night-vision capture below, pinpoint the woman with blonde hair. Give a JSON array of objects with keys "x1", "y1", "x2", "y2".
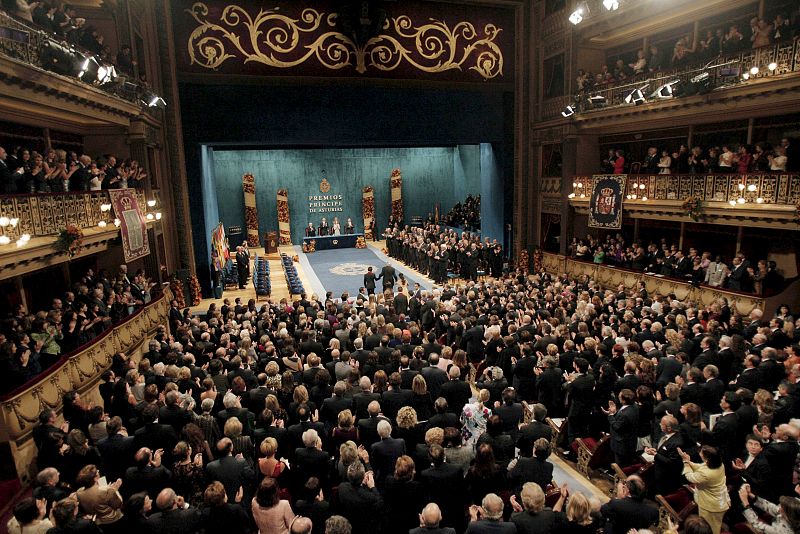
[
  {"x1": 225, "y1": 417, "x2": 254, "y2": 464},
  {"x1": 258, "y1": 437, "x2": 290, "y2": 493},
  {"x1": 678, "y1": 445, "x2": 729, "y2": 534},
  {"x1": 553, "y1": 491, "x2": 596, "y2": 534},
  {"x1": 410, "y1": 374, "x2": 434, "y2": 420},
  {"x1": 331, "y1": 409, "x2": 358, "y2": 453},
  {"x1": 753, "y1": 389, "x2": 775, "y2": 427},
  {"x1": 264, "y1": 361, "x2": 281, "y2": 389},
  {"x1": 384, "y1": 455, "x2": 425, "y2": 534},
  {"x1": 395, "y1": 406, "x2": 424, "y2": 451}
]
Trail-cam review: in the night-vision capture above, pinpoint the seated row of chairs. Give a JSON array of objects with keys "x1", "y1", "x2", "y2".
[
  {"x1": 252, "y1": 253, "x2": 271, "y2": 299},
  {"x1": 221, "y1": 259, "x2": 239, "y2": 289},
  {"x1": 281, "y1": 253, "x2": 304, "y2": 295}
]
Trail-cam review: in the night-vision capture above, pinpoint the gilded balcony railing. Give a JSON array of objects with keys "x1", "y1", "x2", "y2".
[
  {"x1": 573, "y1": 36, "x2": 800, "y2": 112},
  {"x1": 568, "y1": 173, "x2": 800, "y2": 205},
  {"x1": 0, "y1": 9, "x2": 144, "y2": 103},
  {"x1": 0, "y1": 189, "x2": 161, "y2": 242}
]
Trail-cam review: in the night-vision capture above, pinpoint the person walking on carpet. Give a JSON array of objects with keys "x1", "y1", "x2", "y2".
[
  {"x1": 364, "y1": 267, "x2": 377, "y2": 295},
  {"x1": 377, "y1": 263, "x2": 396, "y2": 291}
]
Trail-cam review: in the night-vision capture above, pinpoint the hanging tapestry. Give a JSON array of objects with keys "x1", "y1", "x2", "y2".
[
  {"x1": 362, "y1": 186, "x2": 375, "y2": 239},
  {"x1": 588, "y1": 174, "x2": 626, "y2": 229},
  {"x1": 390, "y1": 168, "x2": 403, "y2": 223},
  {"x1": 108, "y1": 188, "x2": 150, "y2": 262},
  {"x1": 242, "y1": 173, "x2": 260, "y2": 247},
  {"x1": 277, "y1": 188, "x2": 292, "y2": 245}
]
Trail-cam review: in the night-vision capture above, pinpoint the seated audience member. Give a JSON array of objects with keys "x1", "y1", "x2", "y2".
[{"x1": 600, "y1": 475, "x2": 659, "y2": 534}]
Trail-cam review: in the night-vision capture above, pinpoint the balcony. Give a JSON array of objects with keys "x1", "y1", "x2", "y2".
[
  {"x1": 0, "y1": 189, "x2": 161, "y2": 279},
  {"x1": 0, "y1": 10, "x2": 152, "y2": 127},
  {"x1": 561, "y1": 37, "x2": 800, "y2": 129},
  {"x1": 568, "y1": 172, "x2": 800, "y2": 229}
]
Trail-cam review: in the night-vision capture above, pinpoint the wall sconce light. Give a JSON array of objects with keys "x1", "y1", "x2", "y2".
[
  {"x1": 98, "y1": 220, "x2": 107, "y2": 228},
  {"x1": 147, "y1": 199, "x2": 157, "y2": 208},
  {"x1": 155, "y1": 212, "x2": 162, "y2": 220},
  {"x1": 100, "y1": 203, "x2": 112, "y2": 212},
  {"x1": 114, "y1": 218, "x2": 121, "y2": 227},
  {"x1": 146, "y1": 213, "x2": 155, "y2": 221}
]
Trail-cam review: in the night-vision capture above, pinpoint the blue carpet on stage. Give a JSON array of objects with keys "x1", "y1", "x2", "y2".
[{"x1": 304, "y1": 247, "x2": 428, "y2": 296}]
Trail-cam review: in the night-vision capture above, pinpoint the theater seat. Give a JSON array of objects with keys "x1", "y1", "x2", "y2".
[
  {"x1": 573, "y1": 434, "x2": 611, "y2": 478},
  {"x1": 655, "y1": 487, "x2": 697, "y2": 532}
]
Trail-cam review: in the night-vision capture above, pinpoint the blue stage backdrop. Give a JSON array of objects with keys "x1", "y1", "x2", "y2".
[{"x1": 209, "y1": 146, "x2": 492, "y2": 246}]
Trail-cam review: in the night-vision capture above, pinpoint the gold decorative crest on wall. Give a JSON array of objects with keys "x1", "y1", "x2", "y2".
[
  {"x1": 185, "y1": 3, "x2": 504, "y2": 80},
  {"x1": 320, "y1": 177, "x2": 331, "y2": 193}
]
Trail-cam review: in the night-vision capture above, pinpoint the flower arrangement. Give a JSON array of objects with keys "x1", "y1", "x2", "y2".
[
  {"x1": 681, "y1": 196, "x2": 704, "y2": 221},
  {"x1": 518, "y1": 249, "x2": 529, "y2": 274},
  {"x1": 188, "y1": 274, "x2": 202, "y2": 306},
  {"x1": 302, "y1": 240, "x2": 316, "y2": 253},
  {"x1": 355, "y1": 236, "x2": 366, "y2": 249},
  {"x1": 54, "y1": 225, "x2": 84, "y2": 257},
  {"x1": 170, "y1": 275, "x2": 186, "y2": 308}
]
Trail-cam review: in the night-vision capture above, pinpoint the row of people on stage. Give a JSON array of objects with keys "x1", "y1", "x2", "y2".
[
  {"x1": 304, "y1": 217, "x2": 357, "y2": 237},
  {"x1": 384, "y1": 223, "x2": 504, "y2": 283}
]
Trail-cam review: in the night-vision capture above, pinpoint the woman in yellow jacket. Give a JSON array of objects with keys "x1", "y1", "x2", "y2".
[{"x1": 678, "y1": 445, "x2": 730, "y2": 534}]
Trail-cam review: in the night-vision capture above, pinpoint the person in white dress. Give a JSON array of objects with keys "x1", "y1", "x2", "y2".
[{"x1": 331, "y1": 217, "x2": 341, "y2": 236}]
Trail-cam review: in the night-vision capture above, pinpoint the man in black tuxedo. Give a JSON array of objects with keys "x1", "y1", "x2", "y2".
[
  {"x1": 656, "y1": 351, "x2": 683, "y2": 390},
  {"x1": 394, "y1": 286, "x2": 409, "y2": 315},
  {"x1": 123, "y1": 447, "x2": 172, "y2": 499},
  {"x1": 146, "y1": 488, "x2": 202, "y2": 534},
  {"x1": 761, "y1": 423, "x2": 800, "y2": 498},
  {"x1": 353, "y1": 377, "x2": 381, "y2": 419},
  {"x1": 605, "y1": 388, "x2": 639, "y2": 467},
  {"x1": 235, "y1": 246, "x2": 249, "y2": 289},
  {"x1": 516, "y1": 403, "x2": 553, "y2": 457},
  {"x1": 707, "y1": 391, "x2": 741, "y2": 465},
  {"x1": 700, "y1": 365, "x2": 725, "y2": 415},
  {"x1": 216, "y1": 392, "x2": 254, "y2": 436},
  {"x1": 382, "y1": 372, "x2": 413, "y2": 421},
  {"x1": 0, "y1": 146, "x2": 20, "y2": 193},
  {"x1": 600, "y1": 475, "x2": 659, "y2": 534},
  {"x1": 370, "y1": 420, "x2": 406, "y2": 489},
  {"x1": 97, "y1": 417, "x2": 134, "y2": 482},
  {"x1": 320, "y1": 381, "x2": 352, "y2": 427},
  {"x1": 420, "y1": 445, "x2": 465, "y2": 530},
  {"x1": 758, "y1": 347, "x2": 785, "y2": 392},
  {"x1": 462, "y1": 320, "x2": 485, "y2": 364},
  {"x1": 363, "y1": 267, "x2": 377, "y2": 295},
  {"x1": 336, "y1": 461, "x2": 383, "y2": 533},
  {"x1": 645, "y1": 415, "x2": 684, "y2": 495},
  {"x1": 644, "y1": 146, "x2": 659, "y2": 173},
  {"x1": 421, "y1": 354, "x2": 448, "y2": 399},
  {"x1": 158, "y1": 390, "x2": 192, "y2": 434},
  {"x1": 305, "y1": 222, "x2": 316, "y2": 237},
  {"x1": 286, "y1": 404, "x2": 327, "y2": 458},
  {"x1": 440, "y1": 366, "x2": 471, "y2": 414},
  {"x1": 132, "y1": 405, "x2": 178, "y2": 463},
  {"x1": 377, "y1": 263, "x2": 397, "y2": 291},
  {"x1": 410, "y1": 503, "x2": 456, "y2": 534},
  {"x1": 205, "y1": 438, "x2": 256, "y2": 503},
  {"x1": 357, "y1": 401, "x2": 390, "y2": 449},
  {"x1": 733, "y1": 434, "x2": 771, "y2": 499},
  {"x1": 534, "y1": 357, "x2": 563, "y2": 417},
  {"x1": 508, "y1": 438, "x2": 554, "y2": 496},
  {"x1": 248, "y1": 373, "x2": 273, "y2": 412},
  {"x1": 566, "y1": 358, "x2": 595, "y2": 443},
  {"x1": 678, "y1": 368, "x2": 704, "y2": 406},
  {"x1": 426, "y1": 398, "x2": 461, "y2": 430},
  {"x1": 294, "y1": 428, "x2": 331, "y2": 492}
]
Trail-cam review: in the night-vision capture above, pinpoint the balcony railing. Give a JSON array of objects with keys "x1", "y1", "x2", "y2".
[
  {"x1": 0, "y1": 10, "x2": 146, "y2": 104},
  {"x1": 570, "y1": 173, "x2": 800, "y2": 206},
  {"x1": 0, "y1": 189, "x2": 160, "y2": 242},
  {"x1": 573, "y1": 36, "x2": 800, "y2": 113}
]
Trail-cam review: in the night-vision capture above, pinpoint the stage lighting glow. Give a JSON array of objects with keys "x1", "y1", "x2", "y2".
[
  {"x1": 654, "y1": 80, "x2": 680, "y2": 98},
  {"x1": 568, "y1": 8, "x2": 583, "y2": 24},
  {"x1": 603, "y1": 0, "x2": 619, "y2": 10}
]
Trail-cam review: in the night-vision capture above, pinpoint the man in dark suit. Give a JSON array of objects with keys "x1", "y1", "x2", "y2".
[
  {"x1": 426, "y1": 397, "x2": 461, "y2": 430},
  {"x1": 605, "y1": 389, "x2": 639, "y2": 467},
  {"x1": 370, "y1": 420, "x2": 406, "y2": 488},
  {"x1": 158, "y1": 390, "x2": 191, "y2": 434},
  {"x1": 336, "y1": 461, "x2": 383, "y2": 534},
  {"x1": 656, "y1": 351, "x2": 683, "y2": 389},
  {"x1": 320, "y1": 381, "x2": 352, "y2": 427},
  {"x1": 294, "y1": 428, "x2": 331, "y2": 492},
  {"x1": 0, "y1": 146, "x2": 20, "y2": 193},
  {"x1": 708, "y1": 392, "x2": 741, "y2": 465},
  {"x1": 566, "y1": 358, "x2": 595, "y2": 443},
  {"x1": 363, "y1": 267, "x2": 377, "y2": 295},
  {"x1": 534, "y1": 357, "x2": 563, "y2": 417},
  {"x1": 357, "y1": 401, "x2": 390, "y2": 449},
  {"x1": 420, "y1": 445, "x2": 465, "y2": 531},
  {"x1": 516, "y1": 403, "x2": 553, "y2": 457},
  {"x1": 761, "y1": 423, "x2": 800, "y2": 499},
  {"x1": 382, "y1": 372, "x2": 414, "y2": 421},
  {"x1": 508, "y1": 438, "x2": 554, "y2": 495},
  {"x1": 377, "y1": 263, "x2": 396, "y2": 291},
  {"x1": 235, "y1": 246, "x2": 249, "y2": 289},
  {"x1": 700, "y1": 365, "x2": 725, "y2": 415},
  {"x1": 678, "y1": 368, "x2": 704, "y2": 406},
  {"x1": 146, "y1": 488, "x2": 202, "y2": 534},
  {"x1": 600, "y1": 475, "x2": 659, "y2": 534},
  {"x1": 353, "y1": 378, "x2": 382, "y2": 420},
  {"x1": 123, "y1": 447, "x2": 172, "y2": 499},
  {"x1": 97, "y1": 416, "x2": 134, "y2": 482},
  {"x1": 394, "y1": 286, "x2": 409, "y2": 315},
  {"x1": 410, "y1": 503, "x2": 456, "y2": 534},
  {"x1": 757, "y1": 347, "x2": 785, "y2": 392},
  {"x1": 421, "y1": 354, "x2": 448, "y2": 399},
  {"x1": 462, "y1": 320, "x2": 486, "y2": 364},
  {"x1": 216, "y1": 393, "x2": 254, "y2": 436},
  {"x1": 132, "y1": 405, "x2": 178, "y2": 462},
  {"x1": 205, "y1": 438, "x2": 255, "y2": 503},
  {"x1": 440, "y1": 366, "x2": 471, "y2": 415},
  {"x1": 286, "y1": 404, "x2": 327, "y2": 458},
  {"x1": 248, "y1": 374, "x2": 273, "y2": 412},
  {"x1": 644, "y1": 415, "x2": 684, "y2": 495},
  {"x1": 733, "y1": 434, "x2": 772, "y2": 499},
  {"x1": 729, "y1": 355, "x2": 760, "y2": 392}
]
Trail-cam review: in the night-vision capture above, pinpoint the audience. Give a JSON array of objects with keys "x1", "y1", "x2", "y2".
[
  {"x1": 8, "y1": 243, "x2": 800, "y2": 534},
  {"x1": 442, "y1": 195, "x2": 481, "y2": 232}
]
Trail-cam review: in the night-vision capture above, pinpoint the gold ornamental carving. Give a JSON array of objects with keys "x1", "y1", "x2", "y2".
[{"x1": 186, "y1": 3, "x2": 504, "y2": 80}]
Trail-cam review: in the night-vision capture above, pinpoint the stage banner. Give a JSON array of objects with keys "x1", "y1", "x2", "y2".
[
  {"x1": 242, "y1": 173, "x2": 260, "y2": 247},
  {"x1": 362, "y1": 186, "x2": 375, "y2": 239},
  {"x1": 277, "y1": 188, "x2": 292, "y2": 245},
  {"x1": 109, "y1": 188, "x2": 150, "y2": 263},
  {"x1": 390, "y1": 168, "x2": 403, "y2": 223},
  {"x1": 210, "y1": 223, "x2": 229, "y2": 269},
  {"x1": 588, "y1": 174, "x2": 626, "y2": 229}
]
